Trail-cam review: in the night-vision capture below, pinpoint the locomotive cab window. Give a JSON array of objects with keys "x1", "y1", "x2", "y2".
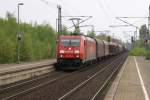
[{"x1": 60, "y1": 39, "x2": 80, "y2": 46}]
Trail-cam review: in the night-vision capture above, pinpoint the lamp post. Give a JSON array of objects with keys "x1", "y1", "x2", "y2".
[
  {"x1": 148, "y1": 5, "x2": 150, "y2": 37},
  {"x1": 17, "y1": 3, "x2": 23, "y2": 64}
]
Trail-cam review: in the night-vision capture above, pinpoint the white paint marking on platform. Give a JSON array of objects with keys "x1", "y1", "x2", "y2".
[{"x1": 134, "y1": 56, "x2": 149, "y2": 100}]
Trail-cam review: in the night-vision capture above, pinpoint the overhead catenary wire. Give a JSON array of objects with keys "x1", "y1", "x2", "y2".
[
  {"x1": 67, "y1": 16, "x2": 92, "y2": 29},
  {"x1": 94, "y1": 0, "x2": 120, "y2": 38},
  {"x1": 58, "y1": 0, "x2": 82, "y2": 16},
  {"x1": 40, "y1": 0, "x2": 85, "y2": 17},
  {"x1": 41, "y1": 0, "x2": 57, "y2": 7},
  {"x1": 40, "y1": 0, "x2": 88, "y2": 31},
  {"x1": 40, "y1": 0, "x2": 72, "y2": 16},
  {"x1": 116, "y1": 17, "x2": 139, "y2": 29},
  {"x1": 95, "y1": 0, "x2": 113, "y2": 24}
]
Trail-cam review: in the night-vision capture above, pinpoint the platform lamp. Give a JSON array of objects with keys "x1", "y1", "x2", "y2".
[{"x1": 17, "y1": 3, "x2": 24, "y2": 64}]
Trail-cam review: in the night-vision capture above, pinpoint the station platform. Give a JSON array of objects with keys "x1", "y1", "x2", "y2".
[
  {"x1": 0, "y1": 59, "x2": 56, "y2": 86},
  {"x1": 0, "y1": 59, "x2": 56, "y2": 74},
  {"x1": 104, "y1": 56, "x2": 150, "y2": 100}
]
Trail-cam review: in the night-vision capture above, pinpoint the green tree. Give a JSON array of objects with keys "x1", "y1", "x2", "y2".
[
  {"x1": 73, "y1": 27, "x2": 80, "y2": 35},
  {"x1": 87, "y1": 31, "x2": 96, "y2": 37},
  {"x1": 0, "y1": 12, "x2": 57, "y2": 63},
  {"x1": 96, "y1": 34, "x2": 107, "y2": 40},
  {"x1": 61, "y1": 26, "x2": 70, "y2": 35},
  {"x1": 139, "y1": 24, "x2": 148, "y2": 41}
]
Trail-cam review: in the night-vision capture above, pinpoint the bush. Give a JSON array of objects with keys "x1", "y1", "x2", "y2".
[{"x1": 129, "y1": 47, "x2": 146, "y2": 56}]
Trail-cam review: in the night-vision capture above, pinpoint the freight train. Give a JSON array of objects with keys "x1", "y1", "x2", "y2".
[{"x1": 56, "y1": 35, "x2": 124, "y2": 70}]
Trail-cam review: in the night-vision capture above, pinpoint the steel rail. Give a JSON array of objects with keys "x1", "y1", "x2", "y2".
[
  {"x1": 2, "y1": 73, "x2": 70, "y2": 100},
  {"x1": 58, "y1": 54, "x2": 125, "y2": 100},
  {"x1": 2, "y1": 54, "x2": 124, "y2": 100},
  {"x1": 91, "y1": 54, "x2": 127, "y2": 100}
]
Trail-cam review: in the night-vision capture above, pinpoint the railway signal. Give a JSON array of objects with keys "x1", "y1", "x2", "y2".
[{"x1": 131, "y1": 36, "x2": 134, "y2": 43}]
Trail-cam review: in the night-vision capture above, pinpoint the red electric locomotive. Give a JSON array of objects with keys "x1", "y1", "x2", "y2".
[
  {"x1": 56, "y1": 35, "x2": 96, "y2": 69},
  {"x1": 56, "y1": 35, "x2": 124, "y2": 70}
]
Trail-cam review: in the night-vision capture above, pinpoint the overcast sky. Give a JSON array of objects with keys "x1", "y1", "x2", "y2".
[{"x1": 0, "y1": 0, "x2": 150, "y2": 42}]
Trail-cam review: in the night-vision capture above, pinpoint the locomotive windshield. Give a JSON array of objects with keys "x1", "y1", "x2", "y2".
[{"x1": 60, "y1": 39, "x2": 80, "y2": 46}]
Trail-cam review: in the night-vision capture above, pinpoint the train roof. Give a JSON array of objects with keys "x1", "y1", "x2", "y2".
[
  {"x1": 109, "y1": 42, "x2": 118, "y2": 46},
  {"x1": 58, "y1": 35, "x2": 97, "y2": 40},
  {"x1": 103, "y1": 40, "x2": 109, "y2": 43},
  {"x1": 58, "y1": 35, "x2": 84, "y2": 39}
]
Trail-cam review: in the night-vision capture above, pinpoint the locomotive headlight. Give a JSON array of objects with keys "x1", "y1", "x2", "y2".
[
  {"x1": 74, "y1": 50, "x2": 80, "y2": 54},
  {"x1": 76, "y1": 55, "x2": 79, "y2": 57},
  {"x1": 60, "y1": 55, "x2": 63, "y2": 58},
  {"x1": 60, "y1": 50, "x2": 64, "y2": 53}
]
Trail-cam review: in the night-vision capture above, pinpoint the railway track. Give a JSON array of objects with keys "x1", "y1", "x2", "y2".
[
  {"x1": 0, "y1": 70, "x2": 70, "y2": 100},
  {"x1": 1, "y1": 53, "x2": 127, "y2": 100},
  {"x1": 58, "y1": 53, "x2": 127, "y2": 100},
  {"x1": 1, "y1": 55, "x2": 114, "y2": 100}
]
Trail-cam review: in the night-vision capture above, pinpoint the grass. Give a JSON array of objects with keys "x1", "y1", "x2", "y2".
[{"x1": 129, "y1": 47, "x2": 146, "y2": 56}]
